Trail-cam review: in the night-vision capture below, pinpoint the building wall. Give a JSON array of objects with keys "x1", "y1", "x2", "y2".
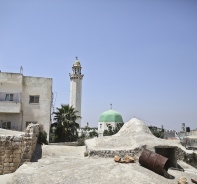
[
  {"x1": 69, "y1": 78, "x2": 82, "y2": 126},
  {"x1": 22, "y1": 77, "x2": 52, "y2": 136},
  {"x1": 0, "y1": 72, "x2": 52, "y2": 140},
  {"x1": 0, "y1": 114, "x2": 22, "y2": 130}
]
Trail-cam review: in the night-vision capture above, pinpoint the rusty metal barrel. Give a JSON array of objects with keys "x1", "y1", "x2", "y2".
[
  {"x1": 155, "y1": 146, "x2": 177, "y2": 168},
  {"x1": 139, "y1": 149, "x2": 170, "y2": 176}
]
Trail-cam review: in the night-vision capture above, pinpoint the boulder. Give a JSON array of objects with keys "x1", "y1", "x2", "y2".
[
  {"x1": 122, "y1": 155, "x2": 135, "y2": 163},
  {"x1": 114, "y1": 155, "x2": 121, "y2": 162}
]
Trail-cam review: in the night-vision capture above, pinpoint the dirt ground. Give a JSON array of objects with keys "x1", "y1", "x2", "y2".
[{"x1": 0, "y1": 145, "x2": 197, "y2": 184}]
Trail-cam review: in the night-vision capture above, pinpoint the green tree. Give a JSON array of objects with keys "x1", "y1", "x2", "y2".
[
  {"x1": 53, "y1": 104, "x2": 81, "y2": 142},
  {"x1": 149, "y1": 126, "x2": 164, "y2": 139},
  {"x1": 103, "y1": 130, "x2": 109, "y2": 136},
  {"x1": 103, "y1": 123, "x2": 124, "y2": 136},
  {"x1": 89, "y1": 129, "x2": 98, "y2": 138}
]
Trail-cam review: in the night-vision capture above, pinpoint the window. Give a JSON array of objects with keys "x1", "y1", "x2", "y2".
[
  {"x1": 29, "y1": 96, "x2": 39, "y2": 103},
  {"x1": 2, "y1": 122, "x2": 11, "y2": 129},
  {"x1": 26, "y1": 121, "x2": 37, "y2": 127},
  {"x1": 100, "y1": 124, "x2": 102, "y2": 129},
  {"x1": 5, "y1": 94, "x2": 13, "y2": 101}
]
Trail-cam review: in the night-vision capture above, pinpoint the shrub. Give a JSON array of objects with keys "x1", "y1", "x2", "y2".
[
  {"x1": 37, "y1": 124, "x2": 48, "y2": 145},
  {"x1": 77, "y1": 137, "x2": 85, "y2": 146},
  {"x1": 37, "y1": 130, "x2": 48, "y2": 145}
]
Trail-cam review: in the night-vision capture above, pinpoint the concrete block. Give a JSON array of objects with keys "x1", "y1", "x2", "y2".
[
  {"x1": 9, "y1": 163, "x2": 14, "y2": 167},
  {"x1": 14, "y1": 162, "x2": 19, "y2": 167},
  {"x1": 5, "y1": 150, "x2": 12, "y2": 154},
  {"x1": 4, "y1": 158, "x2": 10, "y2": 162},
  {"x1": 3, "y1": 171, "x2": 12, "y2": 174},
  {"x1": 15, "y1": 153, "x2": 21, "y2": 159},
  {"x1": 10, "y1": 154, "x2": 14, "y2": 158},
  {"x1": 5, "y1": 141, "x2": 11, "y2": 147},
  {"x1": 12, "y1": 142, "x2": 21, "y2": 149},
  {"x1": 0, "y1": 135, "x2": 7, "y2": 141},
  {"x1": 25, "y1": 133, "x2": 30, "y2": 137},
  {"x1": 13, "y1": 158, "x2": 21, "y2": 163},
  {"x1": 3, "y1": 163, "x2": 10, "y2": 167},
  {"x1": 3, "y1": 166, "x2": 10, "y2": 172},
  {"x1": 0, "y1": 141, "x2": 5, "y2": 146},
  {"x1": 9, "y1": 158, "x2": 13, "y2": 163},
  {"x1": 0, "y1": 148, "x2": 5, "y2": 152},
  {"x1": 13, "y1": 150, "x2": 22, "y2": 154},
  {"x1": 13, "y1": 137, "x2": 23, "y2": 142},
  {"x1": 24, "y1": 137, "x2": 32, "y2": 140},
  {"x1": 10, "y1": 167, "x2": 16, "y2": 172},
  {"x1": 5, "y1": 146, "x2": 12, "y2": 151},
  {"x1": 22, "y1": 154, "x2": 30, "y2": 159}
]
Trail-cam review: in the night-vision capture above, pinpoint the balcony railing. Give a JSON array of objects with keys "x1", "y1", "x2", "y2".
[
  {"x1": 0, "y1": 92, "x2": 21, "y2": 103},
  {"x1": 0, "y1": 93, "x2": 21, "y2": 113}
]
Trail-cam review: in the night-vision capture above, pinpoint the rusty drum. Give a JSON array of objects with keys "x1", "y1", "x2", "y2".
[{"x1": 139, "y1": 149, "x2": 170, "y2": 176}]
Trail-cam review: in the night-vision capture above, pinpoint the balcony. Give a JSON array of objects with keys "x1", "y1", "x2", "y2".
[{"x1": 0, "y1": 93, "x2": 21, "y2": 113}]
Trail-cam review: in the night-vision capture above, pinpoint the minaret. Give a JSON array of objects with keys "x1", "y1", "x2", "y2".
[{"x1": 69, "y1": 57, "x2": 84, "y2": 127}]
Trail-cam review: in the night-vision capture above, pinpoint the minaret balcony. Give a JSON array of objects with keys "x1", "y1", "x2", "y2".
[{"x1": 69, "y1": 74, "x2": 84, "y2": 80}]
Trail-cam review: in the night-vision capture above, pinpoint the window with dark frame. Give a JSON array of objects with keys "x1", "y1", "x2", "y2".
[
  {"x1": 5, "y1": 94, "x2": 14, "y2": 101},
  {"x1": 2, "y1": 122, "x2": 11, "y2": 129},
  {"x1": 29, "y1": 96, "x2": 39, "y2": 103}
]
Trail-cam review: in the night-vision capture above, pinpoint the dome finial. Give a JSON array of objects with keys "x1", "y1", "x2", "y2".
[
  {"x1": 110, "y1": 103, "x2": 112, "y2": 109},
  {"x1": 75, "y1": 56, "x2": 78, "y2": 60}
]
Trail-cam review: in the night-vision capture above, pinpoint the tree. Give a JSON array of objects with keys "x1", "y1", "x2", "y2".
[
  {"x1": 149, "y1": 126, "x2": 164, "y2": 139},
  {"x1": 53, "y1": 104, "x2": 81, "y2": 142},
  {"x1": 103, "y1": 123, "x2": 124, "y2": 136},
  {"x1": 89, "y1": 129, "x2": 98, "y2": 138}
]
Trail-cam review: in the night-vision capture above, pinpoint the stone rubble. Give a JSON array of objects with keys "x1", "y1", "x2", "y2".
[{"x1": 0, "y1": 123, "x2": 39, "y2": 175}]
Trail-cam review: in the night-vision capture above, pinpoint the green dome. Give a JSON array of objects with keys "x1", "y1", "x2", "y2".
[{"x1": 98, "y1": 110, "x2": 123, "y2": 122}]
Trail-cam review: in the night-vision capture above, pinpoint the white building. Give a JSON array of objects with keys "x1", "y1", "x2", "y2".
[
  {"x1": 69, "y1": 57, "x2": 84, "y2": 127},
  {"x1": 0, "y1": 72, "x2": 52, "y2": 140}
]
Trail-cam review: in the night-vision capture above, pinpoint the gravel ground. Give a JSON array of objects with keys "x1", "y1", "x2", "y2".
[{"x1": 1, "y1": 145, "x2": 197, "y2": 184}]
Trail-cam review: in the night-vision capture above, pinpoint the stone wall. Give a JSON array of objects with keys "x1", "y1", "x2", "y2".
[
  {"x1": 87, "y1": 147, "x2": 144, "y2": 158},
  {"x1": 0, "y1": 123, "x2": 39, "y2": 175}
]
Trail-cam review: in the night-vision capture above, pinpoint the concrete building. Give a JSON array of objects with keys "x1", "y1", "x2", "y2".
[
  {"x1": 69, "y1": 57, "x2": 84, "y2": 127},
  {"x1": 0, "y1": 72, "x2": 52, "y2": 139},
  {"x1": 98, "y1": 109, "x2": 124, "y2": 137}
]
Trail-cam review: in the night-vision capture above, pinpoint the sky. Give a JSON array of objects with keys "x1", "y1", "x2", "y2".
[{"x1": 0, "y1": 0, "x2": 197, "y2": 131}]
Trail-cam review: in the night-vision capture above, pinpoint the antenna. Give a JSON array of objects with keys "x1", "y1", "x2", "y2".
[{"x1": 20, "y1": 66, "x2": 23, "y2": 74}]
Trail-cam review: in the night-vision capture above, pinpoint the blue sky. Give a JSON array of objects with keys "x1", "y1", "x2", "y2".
[{"x1": 0, "y1": 0, "x2": 197, "y2": 130}]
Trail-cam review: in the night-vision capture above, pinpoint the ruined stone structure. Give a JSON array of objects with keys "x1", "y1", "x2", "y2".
[{"x1": 0, "y1": 123, "x2": 39, "y2": 175}]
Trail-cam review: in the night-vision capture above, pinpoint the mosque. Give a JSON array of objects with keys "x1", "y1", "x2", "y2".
[
  {"x1": 97, "y1": 107, "x2": 124, "y2": 137},
  {"x1": 69, "y1": 58, "x2": 124, "y2": 136}
]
